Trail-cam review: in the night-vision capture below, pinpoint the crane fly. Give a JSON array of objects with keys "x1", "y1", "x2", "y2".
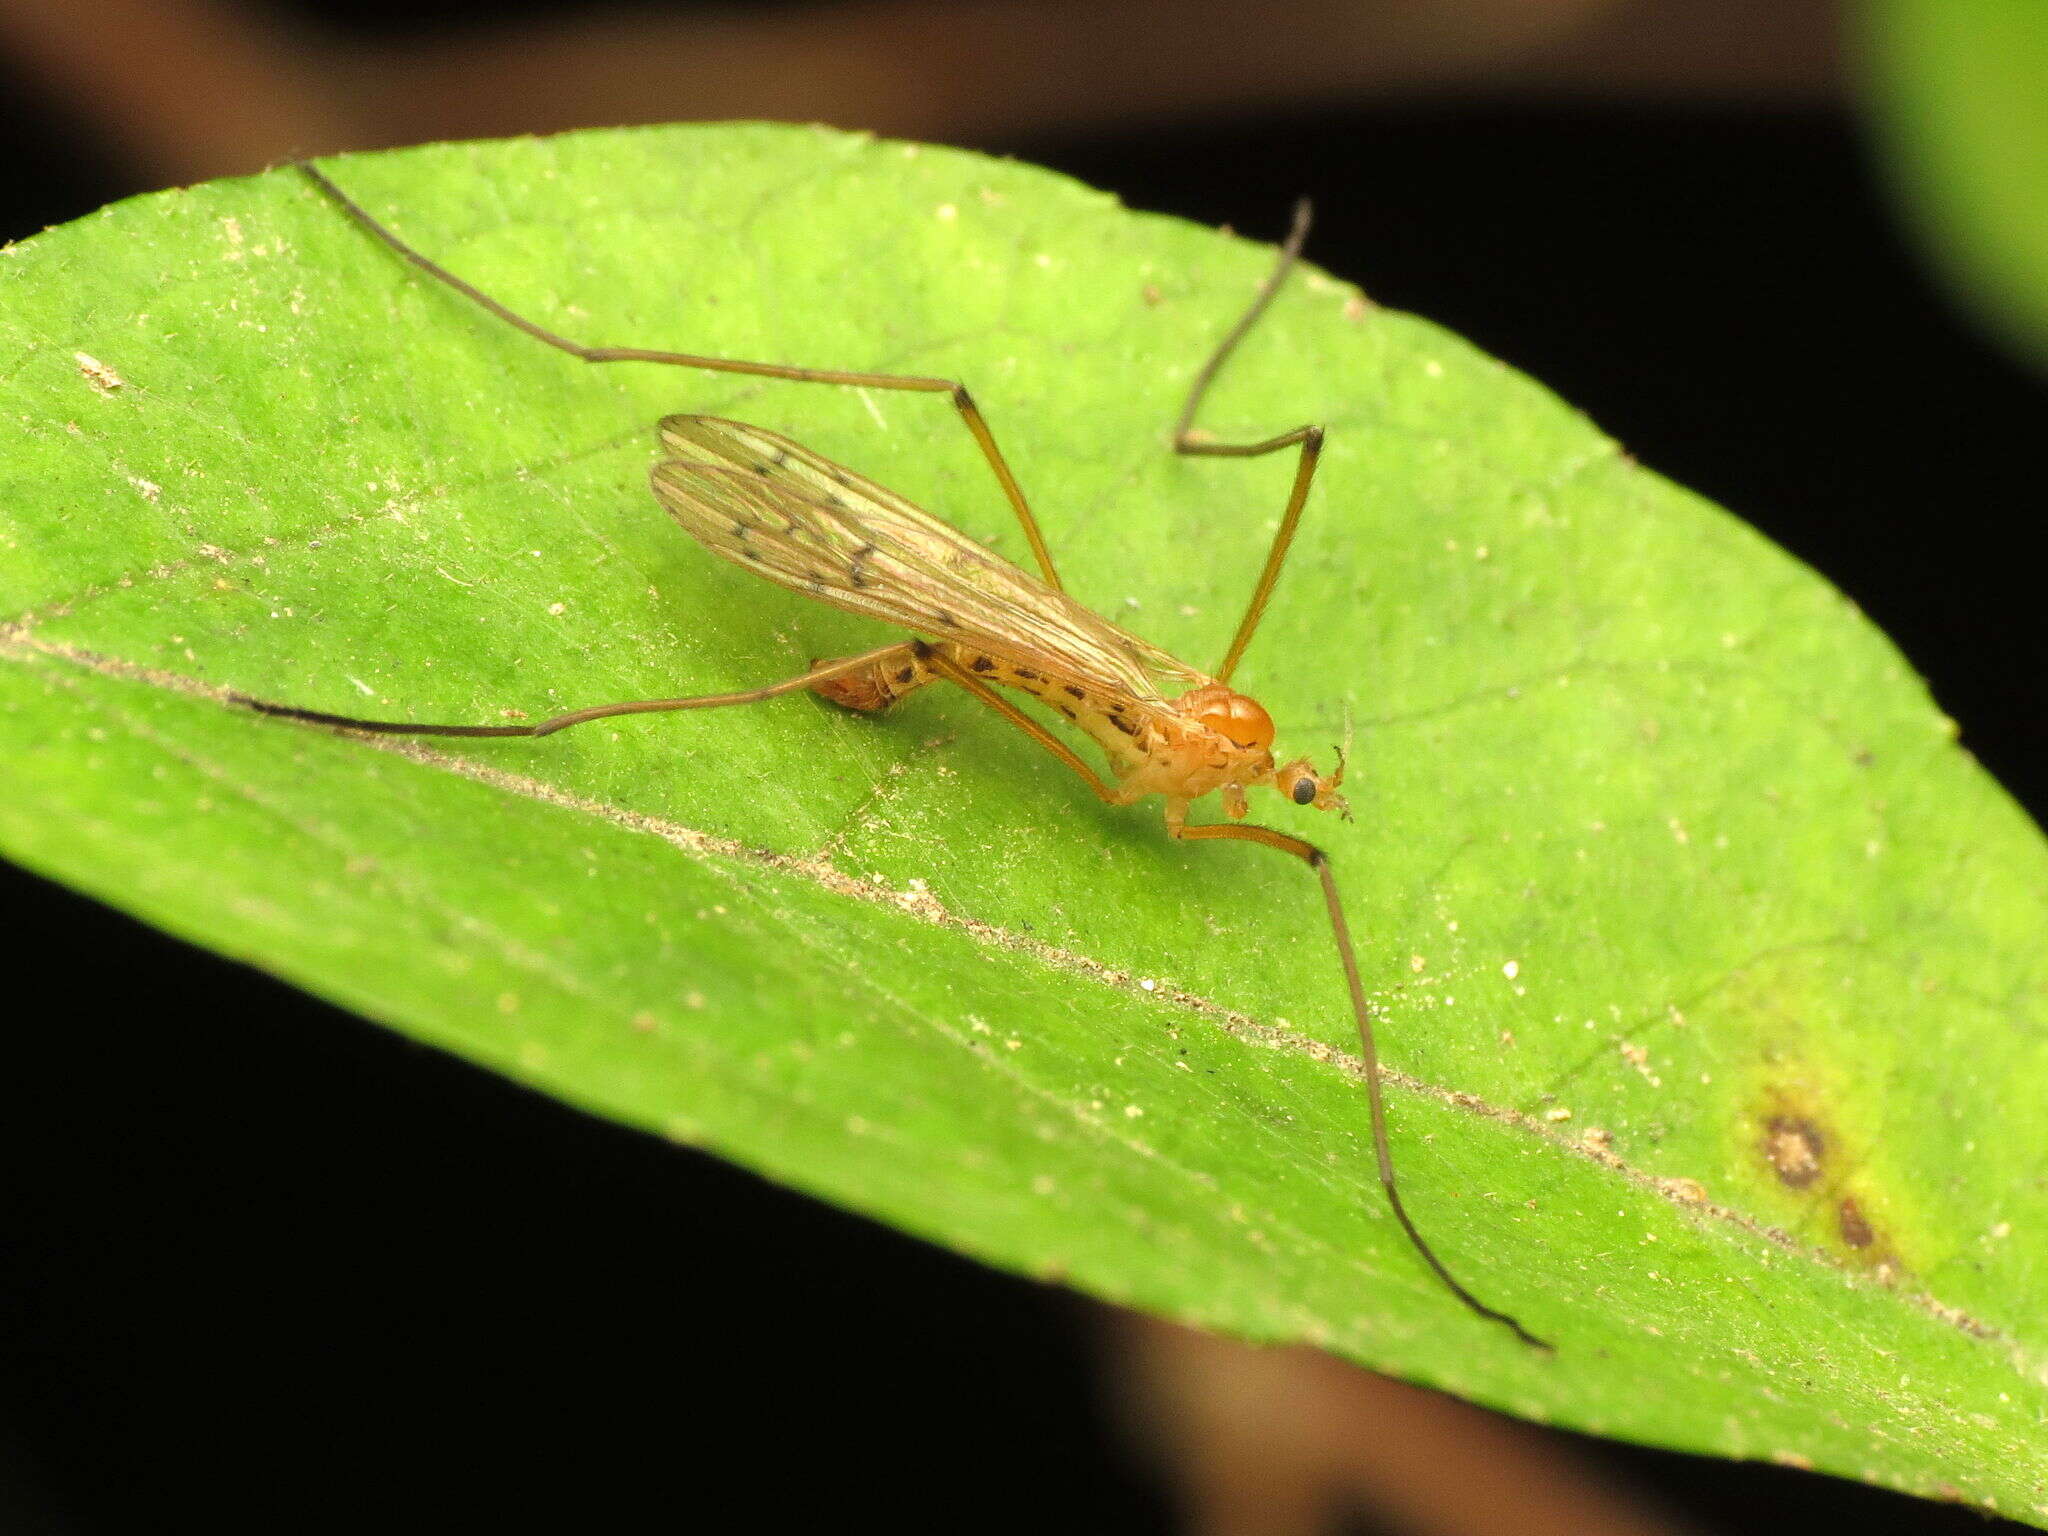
[{"x1": 240, "y1": 160, "x2": 1547, "y2": 1349}]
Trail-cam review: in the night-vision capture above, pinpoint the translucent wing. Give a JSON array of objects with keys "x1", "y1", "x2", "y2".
[{"x1": 650, "y1": 415, "x2": 1206, "y2": 702}]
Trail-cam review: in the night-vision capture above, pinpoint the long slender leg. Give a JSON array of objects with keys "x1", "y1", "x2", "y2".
[
  {"x1": 1168, "y1": 812, "x2": 1549, "y2": 1349},
  {"x1": 232, "y1": 642, "x2": 917, "y2": 739},
  {"x1": 909, "y1": 650, "x2": 1547, "y2": 1345},
  {"x1": 1173, "y1": 201, "x2": 1326, "y2": 687},
  {"x1": 921, "y1": 649, "x2": 1121, "y2": 805},
  {"x1": 297, "y1": 163, "x2": 1064, "y2": 592}
]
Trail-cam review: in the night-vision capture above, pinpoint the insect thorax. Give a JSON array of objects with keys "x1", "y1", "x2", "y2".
[
  {"x1": 809, "y1": 644, "x2": 1279, "y2": 805},
  {"x1": 1118, "y1": 699, "x2": 1277, "y2": 803}
]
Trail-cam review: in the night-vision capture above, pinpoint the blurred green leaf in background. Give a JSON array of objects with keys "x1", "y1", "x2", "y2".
[
  {"x1": 3, "y1": 125, "x2": 2046, "y2": 1522},
  {"x1": 1864, "y1": 0, "x2": 2048, "y2": 371}
]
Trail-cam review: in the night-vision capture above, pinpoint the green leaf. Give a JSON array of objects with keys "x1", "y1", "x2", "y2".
[
  {"x1": 1862, "y1": 0, "x2": 2048, "y2": 370},
  {"x1": 4, "y1": 125, "x2": 2046, "y2": 1520}
]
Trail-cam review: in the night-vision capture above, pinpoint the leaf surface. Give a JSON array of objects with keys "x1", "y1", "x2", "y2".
[{"x1": 3, "y1": 125, "x2": 2045, "y2": 1520}]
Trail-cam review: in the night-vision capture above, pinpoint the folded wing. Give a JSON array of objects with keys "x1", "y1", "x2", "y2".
[{"x1": 651, "y1": 415, "x2": 1206, "y2": 703}]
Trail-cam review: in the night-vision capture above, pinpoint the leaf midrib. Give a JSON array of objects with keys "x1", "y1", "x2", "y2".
[{"x1": 0, "y1": 619, "x2": 2015, "y2": 1359}]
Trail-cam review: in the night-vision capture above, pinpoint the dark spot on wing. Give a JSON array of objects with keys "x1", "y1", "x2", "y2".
[
  {"x1": 970, "y1": 656, "x2": 996, "y2": 673},
  {"x1": 1110, "y1": 714, "x2": 1139, "y2": 736},
  {"x1": 1063, "y1": 685, "x2": 1085, "y2": 700},
  {"x1": 1013, "y1": 667, "x2": 1038, "y2": 682},
  {"x1": 935, "y1": 609, "x2": 959, "y2": 628},
  {"x1": 849, "y1": 543, "x2": 877, "y2": 588}
]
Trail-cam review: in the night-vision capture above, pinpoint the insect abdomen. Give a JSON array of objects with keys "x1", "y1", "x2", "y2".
[{"x1": 809, "y1": 648, "x2": 937, "y2": 713}]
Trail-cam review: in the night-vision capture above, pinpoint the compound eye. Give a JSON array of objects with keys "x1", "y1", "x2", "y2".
[{"x1": 1290, "y1": 776, "x2": 1317, "y2": 805}]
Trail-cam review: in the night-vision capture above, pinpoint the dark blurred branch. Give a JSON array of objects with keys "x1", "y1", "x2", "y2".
[
  {"x1": 1105, "y1": 1311, "x2": 1712, "y2": 1536},
  {"x1": 0, "y1": 0, "x2": 359, "y2": 182},
  {"x1": 1, "y1": 0, "x2": 1840, "y2": 188}
]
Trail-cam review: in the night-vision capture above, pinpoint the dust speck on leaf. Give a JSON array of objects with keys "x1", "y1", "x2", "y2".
[{"x1": 74, "y1": 352, "x2": 123, "y2": 392}]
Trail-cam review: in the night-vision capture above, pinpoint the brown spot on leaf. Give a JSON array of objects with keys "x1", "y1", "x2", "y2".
[{"x1": 1763, "y1": 1117, "x2": 1824, "y2": 1188}]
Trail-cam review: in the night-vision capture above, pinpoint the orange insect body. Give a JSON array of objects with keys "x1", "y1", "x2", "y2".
[
  {"x1": 646, "y1": 414, "x2": 1348, "y2": 833},
  {"x1": 821, "y1": 648, "x2": 1339, "y2": 817}
]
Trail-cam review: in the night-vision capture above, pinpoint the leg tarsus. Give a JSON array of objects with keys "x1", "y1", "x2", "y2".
[
  {"x1": 236, "y1": 642, "x2": 917, "y2": 740},
  {"x1": 1171, "y1": 198, "x2": 1314, "y2": 449},
  {"x1": 299, "y1": 162, "x2": 1064, "y2": 592},
  {"x1": 1167, "y1": 818, "x2": 1551, "y2": 1348},
  {"x1": 1168, "y1": 204, "x2": 1327, "y2": 685}
]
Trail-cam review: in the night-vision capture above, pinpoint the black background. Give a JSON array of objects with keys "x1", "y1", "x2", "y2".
[{"x1": 3, "y1": 8, "x2": 2043, "y2": 1533}]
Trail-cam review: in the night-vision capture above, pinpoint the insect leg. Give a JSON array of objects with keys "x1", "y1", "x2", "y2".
[
  {"x1": 1167, "y1": 811, "x2": 1550, "y2": 1350},
  {"x1": 920, "y1": 649, "x2": 1121, "y2": 805},
  {"x1": 1171, "y1": 201, "x2": 1325, "y2": 687},
  {"x1": 233, "y1": 642, "x2": 917, "y2": 739},
  {"x1": 297, "y1": 162, "x2": 1065, "y2": 593}
]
